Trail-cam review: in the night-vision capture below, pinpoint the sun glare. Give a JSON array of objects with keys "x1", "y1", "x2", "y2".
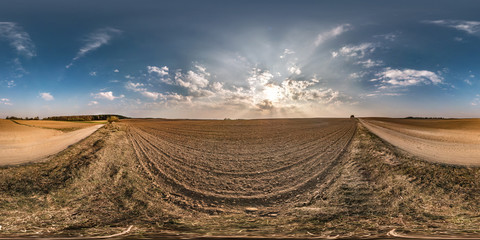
[{"x1": 263, "y1": 85, "x2": 283, "y2": 102}]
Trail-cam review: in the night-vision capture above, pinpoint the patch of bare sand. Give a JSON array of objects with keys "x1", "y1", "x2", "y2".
[
  {"x1": 0, "y1": 120, "x2": 103, "y2": 166},
  {"x1": 360, "y1": 118, "x2": 480, "y2": 166}
]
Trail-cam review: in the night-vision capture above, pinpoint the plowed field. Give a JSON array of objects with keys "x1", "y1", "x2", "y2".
[{"x1": 125, "y1": 118, "x2": 356, "y2": 209}]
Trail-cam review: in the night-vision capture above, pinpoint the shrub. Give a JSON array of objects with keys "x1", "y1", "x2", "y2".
[{"x1": 107, "y1": 116, "x2": 119, "y2": 123}]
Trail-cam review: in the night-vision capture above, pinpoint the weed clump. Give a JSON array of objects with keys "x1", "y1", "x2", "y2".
[{"x1": 107, "y1": 116, "x2": 119, "y2": 123}]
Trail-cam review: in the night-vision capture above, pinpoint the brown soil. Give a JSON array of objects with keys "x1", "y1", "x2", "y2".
[
  {"x1": 124, "y1": 118, "x2": 356, "y2": 210},
  {"x1": 0, "y1": 120, "x2": 103, "y2": 166},
  {"x1": 360, "y1": 118, "x2": 480, "y2": 166}
]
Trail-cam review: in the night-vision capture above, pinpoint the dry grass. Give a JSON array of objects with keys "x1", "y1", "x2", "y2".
[
  {"x1": 0, "y1": 123, "x2": 170, "y2": 236},
  {"x1": 311, "y1": 123, "x2": 480, "y2": 235}
]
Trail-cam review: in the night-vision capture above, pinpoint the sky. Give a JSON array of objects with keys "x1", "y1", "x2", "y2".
[{"x1": 1, "y1": 0, "x2": 480, "y2": 119}]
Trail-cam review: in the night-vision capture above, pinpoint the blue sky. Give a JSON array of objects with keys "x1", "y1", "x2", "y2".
[{"x1": 1, "y1": 0, "x2": 480, "y2": 118}]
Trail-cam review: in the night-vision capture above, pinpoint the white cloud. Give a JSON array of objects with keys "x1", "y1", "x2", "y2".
[
  {"x1": 125, "y1": 82, "x2": 144, "y2": 90},
  {"x1": 241, "y1": 67, "x2": 349, "y2": 110},
  {"x1": 92, "y1": 91, "x2": 124, "y2": 101},
  {"x1": 0, "y1": 22, "x2": 36, "y2": 58},
  {"x1": 374, "y1": 68, "x2": 443, "y2": 87},
  {"x1": 140, "y1": 91, "x2": 162, "y2": 100},
  {"x1": 119, "y1": 64, "x2": 351, "y2": 117},
  {"x1": 357, "y1": 59, "x2": 383, "y2": 68},
  {"x1": 287, "y1": 65, "x2": 302, "y2": 75},
  {"x1": 213, "y1": 67, "x2": 348, "y2": 108},
  {"x1": 335, "y1": 43, "x2": 376, "y2": 58},
  {"x1": 66, "y1": 27, "x2": 122, "y2": 68},
  {"x1": 148, "y1": 65, "x2": 168, "y2": 76},
  {"x1": 147, "y1": 65, "x2": 173, "y2": 84},
  {"x1": 425, "y1": 20, "x2": 480, "y2": 35},
  {"x1": 89, "y1": 71, "x2": 97, "y2": 76},
  {"x1": 349, "y1": 72, "x2": 367, "y2": 79},
  {"x1": 280, "y1": 48, "x2": 295, "y2": 59},
  {"x1": 280, "y1": 79, "x2": 343, "y2": 103},
  {"x1": 0, "y1": 98, "x2": 12, "y2": 105},
  {"x1": 40, "y1": 92, "x2": 54, "y2": 101},
  {"x1": 114, "y1": 69, "x2": 119, "y2": 73},
  {"x1": 247, "y1": 68, "x2": 274, "y2": 91},
  {"x1": 88, "y1": 101, "x2": 98, "y2": 106},
  {"x1": 175, "y1": 65, "x2": 210, "y2": 91},
  {"x1": 125, "y1": 81, "x2": 162, "y2": 100},
  {"x1": 314, "y1": 24, "x2": 352, "y2": 46}
]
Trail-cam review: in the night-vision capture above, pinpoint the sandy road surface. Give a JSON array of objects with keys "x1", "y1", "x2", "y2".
[
  {"x1": 360, "y1": 118, "x2": 480, "y2": 166},
  {"x1": 0, "y1": 120, "x2": 103, "y2": 166}
]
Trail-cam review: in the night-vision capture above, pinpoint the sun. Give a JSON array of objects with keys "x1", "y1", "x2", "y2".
[{"x1": 263, "y1": 85, "x2": 283, "y2": 102}]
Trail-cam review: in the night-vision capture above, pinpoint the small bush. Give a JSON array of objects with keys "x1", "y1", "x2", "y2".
[{"x1": 107, "y1": 116, "x2": 119, "y2": 123}]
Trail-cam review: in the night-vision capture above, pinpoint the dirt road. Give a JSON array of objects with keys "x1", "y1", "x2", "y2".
[
  {"x1": 0, "y1": 120, "x2": 103, "y2": 166},
  {"x1": 360, "y1": 118, "x2": 480, "y2": 166}
]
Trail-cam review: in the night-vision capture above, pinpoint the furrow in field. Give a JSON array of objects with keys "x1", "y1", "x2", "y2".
[
  {"x1": 128, "y1": 125, "x2": 351, "y2": 196},
  {"x1": 133, "y1": 123, "x2": 345, "y2": 157},
  {"x1": 128, "y1": 120, "x2": 352, "y2": 178},
  {"x1": 125, "y1": 119, "x2": 356, "y2": 205},
  {"x1": 128, "y1": 123, "x2": 350, "y2": 174}
]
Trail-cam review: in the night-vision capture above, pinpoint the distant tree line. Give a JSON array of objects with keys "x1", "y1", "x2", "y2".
[
  {"x1": 42, "y1": 114, "x2": 128, "y2": 121},
  {"x1": 405, "y1": 116, "x2": 445, "y2": 119},
  {"x1": 6, "y1": 116, "x2": 39, "y2": 120}
]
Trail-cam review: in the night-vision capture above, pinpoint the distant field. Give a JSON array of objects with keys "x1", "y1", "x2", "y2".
[
  {"x1": 15, "y1": 120, "x2": 102, "y2": 132},
  {"x1": 0, "y1": 119, "x2": 103, "y2": 166},
  {"x1": 361, "y1": 118, "x2": 480, "y2": 165}
]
